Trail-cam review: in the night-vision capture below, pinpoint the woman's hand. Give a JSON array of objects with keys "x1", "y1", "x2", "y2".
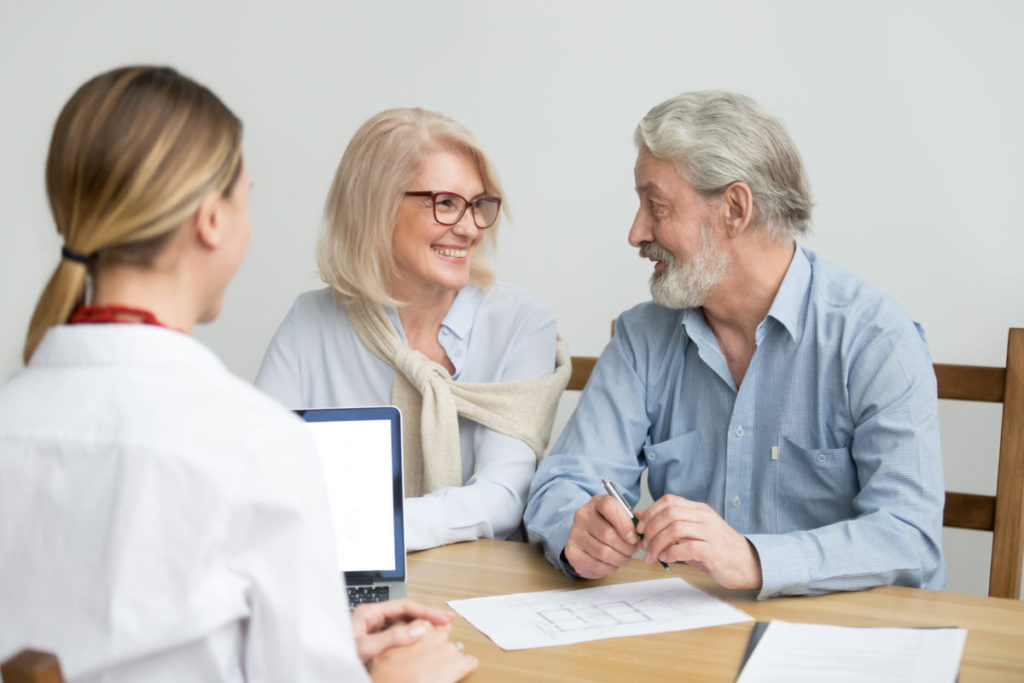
[
  {"x1": 351, "y1": 598, "x2": 455, "y2": 663},
  {"x1": 368, "y1": 622, "x2": 478, "y2": 683}
]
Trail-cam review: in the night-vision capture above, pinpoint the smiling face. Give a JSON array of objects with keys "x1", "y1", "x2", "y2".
[
  {"x1": 628, "y1": 148, "x2": 730, "y2": 308},
  {"x1": 391, "y1": 148, "x2": 484, "y2": 303}
]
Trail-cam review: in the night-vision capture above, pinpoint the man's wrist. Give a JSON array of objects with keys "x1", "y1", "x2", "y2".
[{"x1": 559, "y1": 547, "x2": 582, "y2": 578}]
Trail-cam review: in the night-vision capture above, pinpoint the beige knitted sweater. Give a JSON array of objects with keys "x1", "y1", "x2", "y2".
[{"x1": 347, "y1": 298, "x2": 571, "y2": 497}]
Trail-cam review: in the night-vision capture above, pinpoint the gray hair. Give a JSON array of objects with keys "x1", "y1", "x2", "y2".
[{"x1": 634, "y1": 90, "x2": 812, "y2": 240}]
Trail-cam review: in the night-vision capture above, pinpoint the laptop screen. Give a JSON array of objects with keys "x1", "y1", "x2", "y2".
[{"x1": 295, "y1": 407, "x2": 405, "y2": 583}]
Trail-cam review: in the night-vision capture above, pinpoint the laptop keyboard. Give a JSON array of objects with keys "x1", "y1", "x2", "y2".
[{"x1": 347, "y1": 585, "x2": 390, "y2": 608}]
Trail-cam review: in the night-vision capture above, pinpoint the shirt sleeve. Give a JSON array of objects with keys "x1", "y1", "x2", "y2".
[
  {"x1": 404, "y1": 304, "x2": 559, "y2": 551},
  {"x1": 747, "y1": 323, "x2": 945, "y2": 598},
  {"x1": 254, "y1": 304, "x2": 304, "y2": 408},
  {"x1": 525, "y1": 316, "x2": 651, "y2": 574},
  {"x1": 226, "y1": 422, "x2": 369, "y2": 682}
]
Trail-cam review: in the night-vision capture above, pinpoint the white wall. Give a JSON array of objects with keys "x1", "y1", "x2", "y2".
[{"x1": 2, "y1": 0, "x2": 1021, "y2": 597}]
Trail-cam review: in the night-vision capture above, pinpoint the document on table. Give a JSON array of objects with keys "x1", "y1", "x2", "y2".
[
  {"x1": 736, "y1": 621, "x2": 967, "y2": 683},
  {"x1": 447, "y1": 577, "x2": 752, "y2": 650}
]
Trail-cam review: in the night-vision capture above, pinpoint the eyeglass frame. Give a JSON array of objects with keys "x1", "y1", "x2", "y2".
[{"x1": 403, "y1": 190, "x2": 502, "y2": 229}]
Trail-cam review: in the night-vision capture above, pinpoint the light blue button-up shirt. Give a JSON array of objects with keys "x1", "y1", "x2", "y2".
[{"x1": 526, "y1": 247, "x2": 945, "y2": 598}]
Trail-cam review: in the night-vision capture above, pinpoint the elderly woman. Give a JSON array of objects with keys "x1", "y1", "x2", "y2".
[{"x1": 256, "y1": 108, "x2": 569, "y2": 551}]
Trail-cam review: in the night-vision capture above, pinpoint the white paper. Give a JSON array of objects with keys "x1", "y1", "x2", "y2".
[
  {"x1": 736, "y1": 621, "x2": 967, "y2": 683},
  {"x1": 448, "y1": 577, "x2": 753, "y2": 650}
]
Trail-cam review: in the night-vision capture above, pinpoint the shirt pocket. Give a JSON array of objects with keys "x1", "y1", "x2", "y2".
[
  {"x1": 644, "y1": 430, "x2": 708, "y2": 502},
  {"x1": 775, "y1": 435, "x2": 858, "y2": 527}
]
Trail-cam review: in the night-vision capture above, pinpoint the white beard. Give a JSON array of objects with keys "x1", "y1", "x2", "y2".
[{"x1": 641, "y1": 221, "x2": 730, "y2": 309}]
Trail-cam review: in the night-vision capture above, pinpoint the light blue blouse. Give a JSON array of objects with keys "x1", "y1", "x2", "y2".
[{"x1": 255, "y1": 283, "x2": 559, "y2": 550}]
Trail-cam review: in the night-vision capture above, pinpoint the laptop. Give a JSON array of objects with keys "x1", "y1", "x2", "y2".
[{"x1": 295, "y1": 406, "x2": 406, "y2": 606}]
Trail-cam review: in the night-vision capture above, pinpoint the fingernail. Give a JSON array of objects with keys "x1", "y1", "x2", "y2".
[{"x1": 408, "y1": 624, "x2": 426, "y2": 639}]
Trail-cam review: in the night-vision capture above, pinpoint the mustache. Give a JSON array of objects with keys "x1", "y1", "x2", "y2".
[{"x1": 639, "y1": 241, "x2": 674, "y2": 264}]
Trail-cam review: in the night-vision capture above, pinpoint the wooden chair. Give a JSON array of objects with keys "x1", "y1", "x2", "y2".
[
  {"x1": 1, "y1": 650, "x2": 64, "y2": 683},
  {"x1": 567, "y1": 355, "x2": 597, "y2": 392},
  {"x1": 567, "y1": 327, "x2": 1024, "y2": 599},
  {"x1": 937, "y1": 328, "x2": 1024, "y2": 599}
]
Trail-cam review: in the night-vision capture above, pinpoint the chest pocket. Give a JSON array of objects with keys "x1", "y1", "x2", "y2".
[
  {"x1": 644, "y1": 430, "x2": 708, "y2": 501},
  {"x1": 775, "y1": 435, "x2": 858, "y2": 527}
]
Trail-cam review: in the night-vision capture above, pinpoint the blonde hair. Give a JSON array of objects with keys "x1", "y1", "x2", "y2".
[
  {"x1": 24, "y1": 66, "x2": 243, "y2": 363},
  {"x1": 318, "y1": 107, "x2": 505, "y2": 307}
]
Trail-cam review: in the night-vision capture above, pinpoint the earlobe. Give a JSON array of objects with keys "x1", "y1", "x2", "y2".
[{"x1": 194, "y1": 191, "x2": 223, "y2": 249}]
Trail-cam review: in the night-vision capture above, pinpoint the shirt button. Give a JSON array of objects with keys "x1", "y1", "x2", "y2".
[
  {"x1": 816, "y1": 453, "x2": 826, "y2": 463},
  {"x1": 648, "y1": 452, "x2": 657, "y2": 461},
  {"x1": 732, "y1": 496, "x2": 741, "y2": 508},
  {"x1": 735, "y1": 426, "x2": 744, "y2": 437}
]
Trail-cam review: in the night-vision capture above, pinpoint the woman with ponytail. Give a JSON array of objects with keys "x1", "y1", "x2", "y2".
[{"x1": 0, "y1": 67, "x2": 475, "y2": 683}]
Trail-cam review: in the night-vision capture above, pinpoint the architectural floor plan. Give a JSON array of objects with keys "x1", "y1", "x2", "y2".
[{"x1": 449, "y1": 578, "x2": 752, "y2": 650}]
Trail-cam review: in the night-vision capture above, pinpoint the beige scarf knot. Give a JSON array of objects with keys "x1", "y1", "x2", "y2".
[
  {"x1": 348, "y1": 297, "x2": 571, "y2": 497},
  {"x1": 392, "y1": 344, "x2": 448, "y2": 393}
]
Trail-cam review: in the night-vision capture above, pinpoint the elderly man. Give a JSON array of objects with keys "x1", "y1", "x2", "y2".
[{"x1": 525, "y1": 91, "x2": 945, "y2": 599}]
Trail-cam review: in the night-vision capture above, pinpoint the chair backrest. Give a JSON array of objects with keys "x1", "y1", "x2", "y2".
[
  {"x1": 566, "y1": 321, "x2": 612, "y2": 392},
  {"x1": 1, "y1": 650, "x2": 65, "y2": 683},
  {"x1": 567, "y1": 327, "x2": 1024, "y2": 599},
  {"x1": 937, "y1": 327, "x2": 1024, "y2": 599},
  {"x1": 567, "y1": 356, "x2": 596, "y2": 392}
]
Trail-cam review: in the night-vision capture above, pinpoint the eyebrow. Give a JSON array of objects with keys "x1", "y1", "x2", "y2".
[{"x1": 635, "y1": 182, "x2": 664, "y2": 197}]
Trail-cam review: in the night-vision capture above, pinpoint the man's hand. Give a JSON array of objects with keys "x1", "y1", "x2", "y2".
[
  {"x1": 636, "y1": 494, "x2": 763, "y2": 590},
  {"x1": 564, "y1": 494, "x2": 641, "y2": 579},
  {"x1": 351, "y1": 598, "x2": 456, "y2": 663}
]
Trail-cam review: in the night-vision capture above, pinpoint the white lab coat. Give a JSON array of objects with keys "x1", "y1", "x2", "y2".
[{"x1": 0, "y1": 324, "x2": 368, "y2": 682}]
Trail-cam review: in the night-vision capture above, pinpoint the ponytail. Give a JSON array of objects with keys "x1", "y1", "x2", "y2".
[
  {"x1": 22, "y1": 66, "x2": 242, "y2": 363},
  {"x1": 23, "y1": 258, "x2": 89, "y2": 363}
]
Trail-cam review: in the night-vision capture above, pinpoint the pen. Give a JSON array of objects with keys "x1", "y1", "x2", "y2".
[{"x1": 601, "y1": 478, "x2": 671, "y2": 572}]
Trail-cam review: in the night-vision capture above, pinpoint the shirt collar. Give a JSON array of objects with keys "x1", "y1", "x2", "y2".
[
  {"x1": 679, "y1": 307, "x2": 710, "y2": 348},
  {"x1": 30, "y1": 324, "x2": 227, "y2": 374},
  {"x1": 384, "y1": 284, "x2": 483, "y2": 344},
  {"x1": 678, "y1": 245, "x2": 810, "y2": 346},
  {"x1": 440, "y1": 283, "x2": 482, "y2": 341},
  {"x1": 763, "y1": 245, "x2": 810, "y2": 343},
  {"x1": 384, "y1": 285, "x2": 483, "y2": 378}
]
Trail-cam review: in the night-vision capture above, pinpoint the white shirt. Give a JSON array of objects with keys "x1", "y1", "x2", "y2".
[
  {"x1": 255, "y1": 283, "x2": 559, "y2": 550},
  {"x1": 0, "y1": 324, "x2": 368, "y2": 683}
]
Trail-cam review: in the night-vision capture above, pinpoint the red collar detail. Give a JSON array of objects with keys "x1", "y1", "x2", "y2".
[{"x1": 69, "y1": 304, "x2": 169, "y2": 328}]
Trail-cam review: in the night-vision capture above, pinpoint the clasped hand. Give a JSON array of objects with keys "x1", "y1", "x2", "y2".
[
  {"x1": 351, "y1": 599, "x2": 478, "y2": 683},
  {"x1": 565, "y1": 493, "x2": 762, "y2": 590}
]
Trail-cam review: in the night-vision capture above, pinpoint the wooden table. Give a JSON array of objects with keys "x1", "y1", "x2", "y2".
[{"x1": 407, "y1": 539, "x2": 1024, "y2": 682}]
